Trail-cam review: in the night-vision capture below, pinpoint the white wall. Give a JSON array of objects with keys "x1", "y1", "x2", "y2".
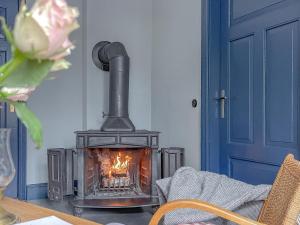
[
  {"x1": 26, "y1": 0, "x2": 202, "y2": 184},
  {"x1": 26, "y1": 0, "x2": 85, "y2": 184},
  {"x1": 151, "y1": 0, "x2": 202, "y2": 170}
]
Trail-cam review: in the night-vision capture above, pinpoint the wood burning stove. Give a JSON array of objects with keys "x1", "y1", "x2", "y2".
[
  {"x1": 70, "y1": 42, "x2": 163, "y2": 216},
  {"x1": 47, "y1": 41, "x2": 185, "y2": 217}
]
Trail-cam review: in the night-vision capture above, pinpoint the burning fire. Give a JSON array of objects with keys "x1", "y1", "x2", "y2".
[
  {"x1": 112, "y1": 154, "x2": 131, "y2": 170},
  {"x1": 98, "y1": 150, "x2": 133, "y2": 188},
  {"x1": 110, "y1": 153, "x2": 132, "y2": 177}
]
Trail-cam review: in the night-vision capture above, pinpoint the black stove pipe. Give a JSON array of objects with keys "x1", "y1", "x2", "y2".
[{"x1": 92, "y1": 41, "x2": 135, "y2": 131}]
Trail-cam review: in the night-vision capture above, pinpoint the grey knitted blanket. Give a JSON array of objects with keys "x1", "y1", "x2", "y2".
[{"x1": 156, "y1": 167, "x2": 272, "y2": 225}]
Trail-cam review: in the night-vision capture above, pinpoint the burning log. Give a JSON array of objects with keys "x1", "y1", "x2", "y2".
[
  {"x1": 99, "y1": 151, "x2": 132, "y2": 189},
  {"x1": 102, "y1": 176, "x2": 130, "y2": 188}
]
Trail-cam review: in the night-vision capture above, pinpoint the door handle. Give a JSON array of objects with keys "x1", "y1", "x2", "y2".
[{"x1": 215, "y1": 89, "x2": 227, "y2": 119}]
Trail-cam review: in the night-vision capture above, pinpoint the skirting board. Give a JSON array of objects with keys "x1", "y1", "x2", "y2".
[{"x1": 26, "y1": 183, "x2": 48, "y2": 200}]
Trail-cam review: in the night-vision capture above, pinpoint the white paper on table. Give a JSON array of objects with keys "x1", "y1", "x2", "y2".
[{"x1": 17, "y1": 216, "x2": 72, "y2": 225}]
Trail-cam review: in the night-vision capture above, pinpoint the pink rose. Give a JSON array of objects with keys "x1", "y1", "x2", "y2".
[
  {"x1": 1, "y1": 87, "x2": 36, "y2": 102},
  {"x1": 13, "y1": 0, "x2": 79, "y2": 68}
]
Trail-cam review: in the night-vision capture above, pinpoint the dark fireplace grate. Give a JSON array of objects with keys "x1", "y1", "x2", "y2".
[
  {"x1": 71, "y1": 130, "x2": 161, "y2": 215},
  {"x1": 84, "y1": 148, "x2": 152, "y2": 199}
]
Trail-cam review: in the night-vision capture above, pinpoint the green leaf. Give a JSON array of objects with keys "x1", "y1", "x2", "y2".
[
  {"x1": 0, "y1": 62, "x2": 10, "y2": 74},
  {"x1": 13, "y1": 102, "x2": 43, "y2": 149},
  {"x1": 0, "y1": 53, "x2": 26, "y2": 83},
  {"x1": 1, "y1": 58, "x2": 53, "y2": 88},
  {"x1": 0, "y1": 16, "x2": 14, "y2": 45}
]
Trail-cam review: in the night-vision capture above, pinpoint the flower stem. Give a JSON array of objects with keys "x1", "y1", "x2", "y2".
[{"x1": 0, "y1": 55, "x2": 26, "y2": 84}]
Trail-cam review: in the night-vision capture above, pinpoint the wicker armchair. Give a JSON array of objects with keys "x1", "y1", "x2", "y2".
[{"x1": 149, "y1": 154, "x2": 300, "y2": 225}]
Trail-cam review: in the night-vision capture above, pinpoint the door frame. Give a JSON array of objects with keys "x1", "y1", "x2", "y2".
[
  {"x1": 4, "y1": 0, "x2": 27, "y2": 200},
  {"x1": 17, "y1": 0, "x2": 27, "y2": 200},
  {"x1": 18, "y1": 123, "x2": 27, "y2": 200},
  {"x1": 201, "y1": 0, "x2": 221, "y2": 172}
]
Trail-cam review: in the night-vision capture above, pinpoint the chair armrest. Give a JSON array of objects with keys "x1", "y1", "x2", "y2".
[{"x1": 149, "y1": 199, "x2": 266, "y2": 225}]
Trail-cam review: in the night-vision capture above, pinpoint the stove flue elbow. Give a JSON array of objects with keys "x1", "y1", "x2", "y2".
[{"x1": 92, "y1": 41, "x2": 135, "y2": 132}]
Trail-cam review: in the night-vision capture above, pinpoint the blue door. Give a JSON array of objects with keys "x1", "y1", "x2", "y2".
[
  {"x1": 0, "y1": 0, "x2": 26, "y2": 198},
  {"x1": 220, "y1": 0, "x2": 300, "y2": 184}
]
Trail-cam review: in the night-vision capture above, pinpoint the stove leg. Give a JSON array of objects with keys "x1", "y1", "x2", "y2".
[{"x1": 73, "y1": 207, "x2": 83, "y2": 217}]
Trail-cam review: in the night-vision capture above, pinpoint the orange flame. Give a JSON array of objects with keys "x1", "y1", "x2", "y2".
[{"x1": 109, "y1": 153, "x2": 132, "y2": 177}]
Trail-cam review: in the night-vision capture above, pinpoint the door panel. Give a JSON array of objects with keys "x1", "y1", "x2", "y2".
[
  {"x1": 0, "y1": 0, "x2": 21, "y2": 198},
  {"x1": 220, "y1": 0, "x2": 300, "y2": 184},
  {"x1": 265, "y1": 21, "x2": 298, "y2": 147},
  {"x1": 229, "y1": 35, "x2": 254, "y2": 144},
  {"x1": 230, "y1": 158, "x2": 278, "y2": 185}
]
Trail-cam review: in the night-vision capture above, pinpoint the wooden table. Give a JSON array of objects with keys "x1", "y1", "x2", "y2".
[{"x1": 0, "y1": 198, "x2": 103, "y2": 225}]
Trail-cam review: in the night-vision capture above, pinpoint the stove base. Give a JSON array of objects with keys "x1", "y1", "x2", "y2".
[{"x1": 70, "y1": 197, "x2": 160, "y2": 217}]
